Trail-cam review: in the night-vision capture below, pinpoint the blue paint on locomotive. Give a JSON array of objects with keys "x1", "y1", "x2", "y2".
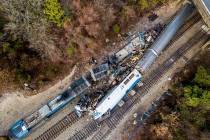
[
  {"x1": 125, "y1": 75, "x2": 141, "y2": 94},
  {"x1": 8, "y1": 120, "x2": 29, "y2": 139},
  {"x1": 46, "y1": 95, "x2": 76, "y2": 117}
]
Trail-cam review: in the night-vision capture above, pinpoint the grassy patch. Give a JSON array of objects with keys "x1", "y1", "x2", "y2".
[
  {"x1": 44, "y1": 0, "x2": 65, "y2": 27},
  {"x1": 44, "y1": 65, "x2": 59, "y2": 78},
  {"x1": 66, "y1": 43, "x2": 76, "y2": 58},
  {"x1": 15, "y1": 69, "x2": 31, "y2": 84},
  {"x1": 137, "y1": 0, "x2": 167, "y2": 10},
  {"x1": 113, "y1": 24, "x2": 121, "y2": 34}
]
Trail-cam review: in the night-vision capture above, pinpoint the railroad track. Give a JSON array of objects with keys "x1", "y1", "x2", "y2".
[
  {"x1": 34, "y1": 14, "x2": 204, "y2": 140},
  {"x1": 69, "y1": 30, "x2": 208, "y2": 140},
  {"x1": 35, "y1": 112, "x2": 80, "y2": 140},
  {"x1": 165, "y1": 12, "x2": 201, "y2": 50}
]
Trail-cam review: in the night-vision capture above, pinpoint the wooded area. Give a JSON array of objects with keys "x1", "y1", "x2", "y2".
[
  {"x1": 135, "y1": 51, "x2": 210, "y2": 140},
  {"x1": 0, "y1": 0, "x2": 167, "y2": 93}
]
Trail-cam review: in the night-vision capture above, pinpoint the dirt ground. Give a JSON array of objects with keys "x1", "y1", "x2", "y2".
[{"x1": 0, "y1": 0, "x2": 182, "y2": 138}]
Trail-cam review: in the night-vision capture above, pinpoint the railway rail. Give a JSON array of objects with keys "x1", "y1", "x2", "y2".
[
  {"x1": 35, "y1": 112, "x2": 80, "y2": 140},
  {"x1": 166, "y1": 13, "x2": 201, "y2": 48},
  {"x1": 69, "y1": 30, "x2": 208, "y2": 140},
  {"x1": 34, "y1": 15, "x2": 204, "y2": 140},
  {"x1": 93, "y1": 30, "x2": 208, "y2": 140}
]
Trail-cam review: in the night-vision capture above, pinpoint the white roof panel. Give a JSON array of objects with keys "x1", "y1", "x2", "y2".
[{"x1": 93, "y1": 69, "x2": 142, "y2": 119}]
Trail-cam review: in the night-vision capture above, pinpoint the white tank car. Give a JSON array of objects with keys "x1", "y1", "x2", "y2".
[{"x1": 92, "y1": 69, "x2": 142, "y2": 120}]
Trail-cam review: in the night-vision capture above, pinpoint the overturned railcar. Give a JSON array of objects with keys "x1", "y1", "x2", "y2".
[
  {"x1": 109, "y1": 32, "x2": 145, "y2": 64},
  {"x1": 90, "y1": 63, "x2": 109, "y2": 81},
  {"x1": 92, "y1": 69, "x2": 142, "y2": 120}
]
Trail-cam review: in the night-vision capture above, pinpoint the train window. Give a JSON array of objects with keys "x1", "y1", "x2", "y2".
[
  {"x1": 124, "y1": 79, "x2": 130, "y2": 85},
  {"x1": 129, "y1": 74, "x2": 135, "y2": 80}
]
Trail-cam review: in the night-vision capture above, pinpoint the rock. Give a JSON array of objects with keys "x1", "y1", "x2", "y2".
[
  {"x1": 24, "y1": 83, "x2": 29, "y2": 87},
  {"x1": 133, "y1": 120, "x2": 137, "y2": 125},
  {"x1": 133, "y1": 113, "x2": 137, "y2": 118},
  {"x1": 105, "y1": 38, "x2": 110, "y2": 43}
]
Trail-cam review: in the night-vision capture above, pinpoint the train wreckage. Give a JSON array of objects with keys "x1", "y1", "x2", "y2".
[{"x1": 9, "y1": 2, "x2": 198, "y2": 139}]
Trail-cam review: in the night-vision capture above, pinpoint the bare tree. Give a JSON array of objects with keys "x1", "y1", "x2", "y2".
[{"x1": 0, "y1": 0, "x2": 62, "y2": 61}]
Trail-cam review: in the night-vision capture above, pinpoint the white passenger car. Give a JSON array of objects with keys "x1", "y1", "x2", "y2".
[{"x1": 92, "y1": 69, "x2": 142, "y2": 120}]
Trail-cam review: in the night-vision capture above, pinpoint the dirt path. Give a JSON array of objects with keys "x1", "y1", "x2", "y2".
[
  {"x1": 0, "y1": 66, "x2": 76, "y2": 135},
  {"x1": 130, "y1": 0, "x2": 181, "y2": 33}
]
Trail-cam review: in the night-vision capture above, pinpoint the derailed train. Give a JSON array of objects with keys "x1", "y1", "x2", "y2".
[
  {"x1": 9, "y1": 2, "x2": 195, "y2": 139},
  {"x1": 91, "y1": 2, "x2": 195, "y2": 120},
  {"x1": 92, "y1": 69, "x2": 142, "y2": 120},
  {"x1": 8, "y1": 23, "x2": 145, "y2": 140},
  {"x1": 8, "y1": 76, "x2": 91, "y2": 139}
]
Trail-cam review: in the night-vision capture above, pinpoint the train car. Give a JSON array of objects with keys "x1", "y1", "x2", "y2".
[
  {"x1": 46, "y1": 76, "x2": 91, "y2": 117},
  {"x1": 8, "y1": 120, "x2": 28, "y2": 139},
  {"x1": 8, "y1": 104, "x2": 51, "y2": 139},
  {"x1": 109, "y1": 32, "x2": 145, "y2": 64},
  {"x1": 135, "y1": 2, "x2": 194, "y2": 72},
  {"x1": 92, "y1": 69, "x2": 142, "y2": 120},
  {"x1": 90, "y1": 63, "x2": 109, "y2": 81},
  {"x1": 8, "y1": 76, "x2": 91, "y2": 139}
]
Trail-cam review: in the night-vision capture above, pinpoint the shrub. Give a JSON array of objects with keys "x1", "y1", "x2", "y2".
[
  {"x1": 1, "y1": 0, "x2": 56, "y2": 60},
  {"x1": 62, "y1": 1, "x2": 73, "y2": 20},
  {"x1": 182, "y1": 67, "x2": 210, "y2": 108},
  {"x1": 113, "y1": 24, "x2": 121, "y2": 34},
  {"x1": 2, "y1": 42, "x2": 11, "y2": 53},
  {"x1": 185, "y1": 97, "x2": 200, "y2": 108},
  {"x1": 194, "y1": 66, "x2": 210, "y2": 87},
  {"x1": 138, "y1": 0, "x2": 149, "y2": 10},
  {"x1": 173, "y1": 129, "x2": 186, "y2": 140},
  {"x1": 13, "y1": 39, "x2": 23, "y2": 49},
  {"x1": 1, "y1": 39, "x2": 23, "y2": 54},
  {"x1": 66, "y1": 43, "x2": 76, "y2": 58},
  {"x1": 44, "y1": 0, "x2": 64, "y2": 27},
  {"x1": 44, "y1": 66, "x2": 59, "y2": 78},
  {"x1": 0, "y1": 14, "x2": 7, "y2": 30},
  {"x1": 151, "y1": 0, "x2": 167, "y2": 5},
  {"x1": 15, "y1": 69, "x2": 31, "y2": 83},
  {"x1": 138, "y1": 0, "x2": 167, "y2": 10}
]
